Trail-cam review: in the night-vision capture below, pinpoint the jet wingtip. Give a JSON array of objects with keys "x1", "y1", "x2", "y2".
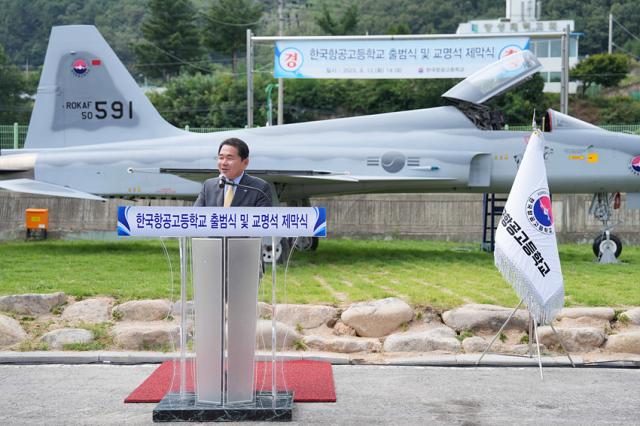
[{"x1": 0, "y1": 179, "x2": 106, "y2": 202}]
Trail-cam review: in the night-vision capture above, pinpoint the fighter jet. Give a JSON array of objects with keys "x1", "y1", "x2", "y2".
[{"x1": 1, "y1": 25, "x2": 639, "y2": 259}]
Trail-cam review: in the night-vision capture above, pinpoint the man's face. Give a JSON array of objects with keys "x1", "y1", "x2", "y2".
[{"x1": 218, "y1": 144, "x2": 249, "y2": 180}]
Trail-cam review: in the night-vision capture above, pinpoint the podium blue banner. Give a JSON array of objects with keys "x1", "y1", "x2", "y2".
[{"x1": 117, "y1": 206, "x2": 327, "y2": 237}]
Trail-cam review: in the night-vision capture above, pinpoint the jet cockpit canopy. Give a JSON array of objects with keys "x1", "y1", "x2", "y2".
[
  {"x1": 441, "y1": 50, "x2": 542, "y2": 130},
  {"x1": 443, "y1": 50, "x2": 542, "y2": 105}
]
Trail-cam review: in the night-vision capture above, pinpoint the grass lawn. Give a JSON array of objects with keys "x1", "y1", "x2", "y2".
[{"x1": 0, "y1": 239, "x2": 638, "y2": 309}]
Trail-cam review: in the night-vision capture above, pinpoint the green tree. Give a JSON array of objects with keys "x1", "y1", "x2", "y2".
[
  {"x1": 282, "y1": 78, "x2": 455, "y2": 123},
  {"x1": 0, "y1": 0, "x2": 146, "y2": 69},
  {"x1": 543, "y1": 0, "x2": 609, "y2": 55},
  {"x1": 315, "y1": 4, "x2": 359, "y2": 35},
  {"x1": 597, "y1": 96, "x2": 640, "y2": 123},
  {"x1": 571, "y1": 53, "x2": 631, "y2": 95},
  {"x1": 489, "y1": 73, "x2": 547, "y2": 125},
  {"x1": 387, "y1": 23, "x2": 411, "y2": 35},
  {"x1": 541, "y1": 0, "x2": 640, "y2": 56},
  {"x1": 610, "y1": 1, "x2": 640, "y2": 57},
  {"x1": 356, "y1": 0, "x2": 503, "y2": 36},
  {"x1": 148, "y1": 72, "x2": 270, "y2": 128},
  {"x1": 0, "y1": 43, "x2": 29, "y2": 123},
  {"x1": 203, "y1": 0, "x2": 263, "y2": 75},
  {"x1": 135, "y1": 0, "x2": 202, "y2": 80},
  {"x1": 93, "y1": 1, "x2": 146, "y2": 69}
]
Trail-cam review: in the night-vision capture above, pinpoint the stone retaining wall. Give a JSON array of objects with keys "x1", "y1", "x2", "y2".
[{"x1": 1, "y1": 293, "x2": 639, "y2": 359}]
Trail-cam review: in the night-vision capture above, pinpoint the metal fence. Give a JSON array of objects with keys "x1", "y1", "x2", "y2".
[
  {"x1": 0, "y1": 124, "x2": 28, "y2": 150},
  {"x1": 183, "y1": 125, "x2": 238, "y2": 133},
  {"x1": 599, "y1": 124, "x2": 640, "y2": 134},
  {"x1": 2, "y1": 122, "x2": 640, "y2": 150},
  {"x1": 0, "y1": 124, "x2": 235, "y2": 150},
  {"x1": 506, "y1": 123, "x2": 640, "y2": 134}
]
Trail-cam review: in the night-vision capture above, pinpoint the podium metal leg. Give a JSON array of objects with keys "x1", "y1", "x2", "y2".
[
  {"x1": 192, "y1": 237, "x2": 261, "y2": 405},
  {"x1": 193, "y1": 238, "x2": 224, "y2": 404},
  {"x1": 226, "y1": 238, "x2": 261, "y2": 404},
  {"x1": 271, "y1": 236, "x2": 277, "y2": 409},
  {"x1": 178, "y1": 237, "x2": 189, "y2": 399}
]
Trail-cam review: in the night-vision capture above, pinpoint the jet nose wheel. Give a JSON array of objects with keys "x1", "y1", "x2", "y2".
[
  {"x1": 294, "y1": 236, "x2": 319, "y2": 252},
  {"x1": 593, "y1": 233, "x2": 622, "y2": 258}
]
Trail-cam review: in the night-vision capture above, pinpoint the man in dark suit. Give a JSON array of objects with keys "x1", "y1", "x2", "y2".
[{"x1": 194, "y1": 138, "x2": 272, "y2": 207}]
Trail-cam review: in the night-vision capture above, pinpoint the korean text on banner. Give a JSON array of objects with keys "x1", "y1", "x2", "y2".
[
  {"x1": 117, "y1": 206, "x2": 327, "y2": 238},
  {"x1": 275, "y1": 38, "x2": 529, "y2": 79},
  {"x1": 494, "y1": 130, "x2": 564, "y2": 324}
]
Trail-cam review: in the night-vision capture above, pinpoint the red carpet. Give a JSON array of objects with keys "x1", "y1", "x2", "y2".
[{"x1": 125, "y1": 360, "x2": 336, "y2": 403}]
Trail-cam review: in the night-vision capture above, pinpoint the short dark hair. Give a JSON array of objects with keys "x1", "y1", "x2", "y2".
[{"x1": 218, "y1": 138, "x2": 249, "y2": 160}]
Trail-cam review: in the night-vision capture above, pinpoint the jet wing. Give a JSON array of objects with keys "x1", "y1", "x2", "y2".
[
  {"x1": 0, "y1": 179, "x2": 105, "y2": 201},
  {"x1": 159, "y1": 168, "x2": 342, "y2": 183},
  {"x1": 283, "y1": 175, "x2": 456, "y2": 183},
  {"x1": 160, "y1": 168, "x2": 456, "y2": 184}
]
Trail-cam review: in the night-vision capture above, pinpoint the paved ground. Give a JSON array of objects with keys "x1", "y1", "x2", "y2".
[{"x1": 0, "y1": 364, "x2": 638, "y2": 425}]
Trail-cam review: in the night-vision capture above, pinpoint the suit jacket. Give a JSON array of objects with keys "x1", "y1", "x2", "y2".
[{"x1": 193, "y1": 173, "x2": 273, "y2": 207}]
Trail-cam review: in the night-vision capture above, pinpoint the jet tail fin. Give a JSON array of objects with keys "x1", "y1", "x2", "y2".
[{"x1": 25, "y1": 25, "x2": 184, "y2": 149}]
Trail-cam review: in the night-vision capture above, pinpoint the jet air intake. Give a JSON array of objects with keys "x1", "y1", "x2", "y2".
[{"x1": 0, "y1": 153, "x2": 37, "y2": 180}]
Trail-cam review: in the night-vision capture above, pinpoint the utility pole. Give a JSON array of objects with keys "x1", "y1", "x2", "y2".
[
  {"x1": 608, "y1": 13, "x2": 613, "y2": 54},
  {"x1": 246, "y1": 29, "x2": 253, "y2": 128},
  {"x1": 277, "y1": 0, "x2": 284, "y2": 125},
  {"x1": 560, "y1": 25, "x2": 570, "y2": 115}
]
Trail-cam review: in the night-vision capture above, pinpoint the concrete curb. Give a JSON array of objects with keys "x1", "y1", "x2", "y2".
[
  {"x1": 1, "y1": 351, "x2": 638, "y2": 368},
  {"x1": 0, "y1": 351, "x2": 352, "y2": 365}
]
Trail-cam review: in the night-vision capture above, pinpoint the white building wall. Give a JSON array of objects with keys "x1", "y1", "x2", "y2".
[{"x1": 506, "y1": 0, "x2": 538, "y2": 22}]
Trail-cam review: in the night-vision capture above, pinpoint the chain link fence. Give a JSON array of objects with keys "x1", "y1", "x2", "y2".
[
  {"x1": 506, "y1": 124, "x2": 640, "y2": 134},
  {"x1": 0, "y1": 124, "x2": 29, "y2": 150},
  {"x1": 0, "y1": 124, "x2": 236, "y2": 150}
]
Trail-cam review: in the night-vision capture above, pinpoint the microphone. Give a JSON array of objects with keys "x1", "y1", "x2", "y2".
[{"x1": 218, "y1": 175, "x2": 270, "y2": 200}]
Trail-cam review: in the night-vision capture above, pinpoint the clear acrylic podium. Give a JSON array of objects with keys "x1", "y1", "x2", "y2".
[
  {"x1": 152, "y1": 237, "x2": 294, "y2": 422},
  {"x1": 117, "y1": 206, "x2": 326, "y2": 422}
]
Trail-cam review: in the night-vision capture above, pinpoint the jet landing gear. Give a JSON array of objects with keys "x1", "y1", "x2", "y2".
[
  {"x1": 593, "y1": 232, "x2": 622, "y2": 260},
  {"x1": 589, "y1": 192, "x2": 623, "y2": 263},
  {"x1": 294, "y1": 236, "x2": 319, "y2": 252},
  {"x1": 262, "y1": 237, "x2": 292, "y2": 264},
  {"x1": 261, "y1": 236, "x2": 317, "y2": 264}
]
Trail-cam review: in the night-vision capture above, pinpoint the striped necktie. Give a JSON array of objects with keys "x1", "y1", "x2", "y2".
[{"x1": 223, "y1": 186, "x2": 234, "y2": 207}]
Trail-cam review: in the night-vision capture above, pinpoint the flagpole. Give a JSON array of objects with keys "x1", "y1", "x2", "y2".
[
  {"x1": 528, "y1": 313, "x2": 534, "y2": 357},
  {"x1": 476, "y1": 298, "x2": 524, "y2": 365},
  {"x1": 550, "y1": 323, "x2": 576, "y2": 367},
  {"x1": 533, "y1": 319, "x2": 544, "y2": 380}
]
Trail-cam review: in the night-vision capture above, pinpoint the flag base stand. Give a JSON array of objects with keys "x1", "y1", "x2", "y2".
[{"x1": 475, "y1": 298, "x2": 575, "y2": 380}]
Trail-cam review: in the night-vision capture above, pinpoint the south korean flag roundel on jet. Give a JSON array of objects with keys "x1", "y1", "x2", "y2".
[{"x1": 494, "y1": 129, "x2": 564, "y2": 325}]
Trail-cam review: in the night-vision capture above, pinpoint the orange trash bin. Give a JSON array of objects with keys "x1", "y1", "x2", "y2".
[{"x1": 25, "y1": 208, "x2": 48, "y2": 239}]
